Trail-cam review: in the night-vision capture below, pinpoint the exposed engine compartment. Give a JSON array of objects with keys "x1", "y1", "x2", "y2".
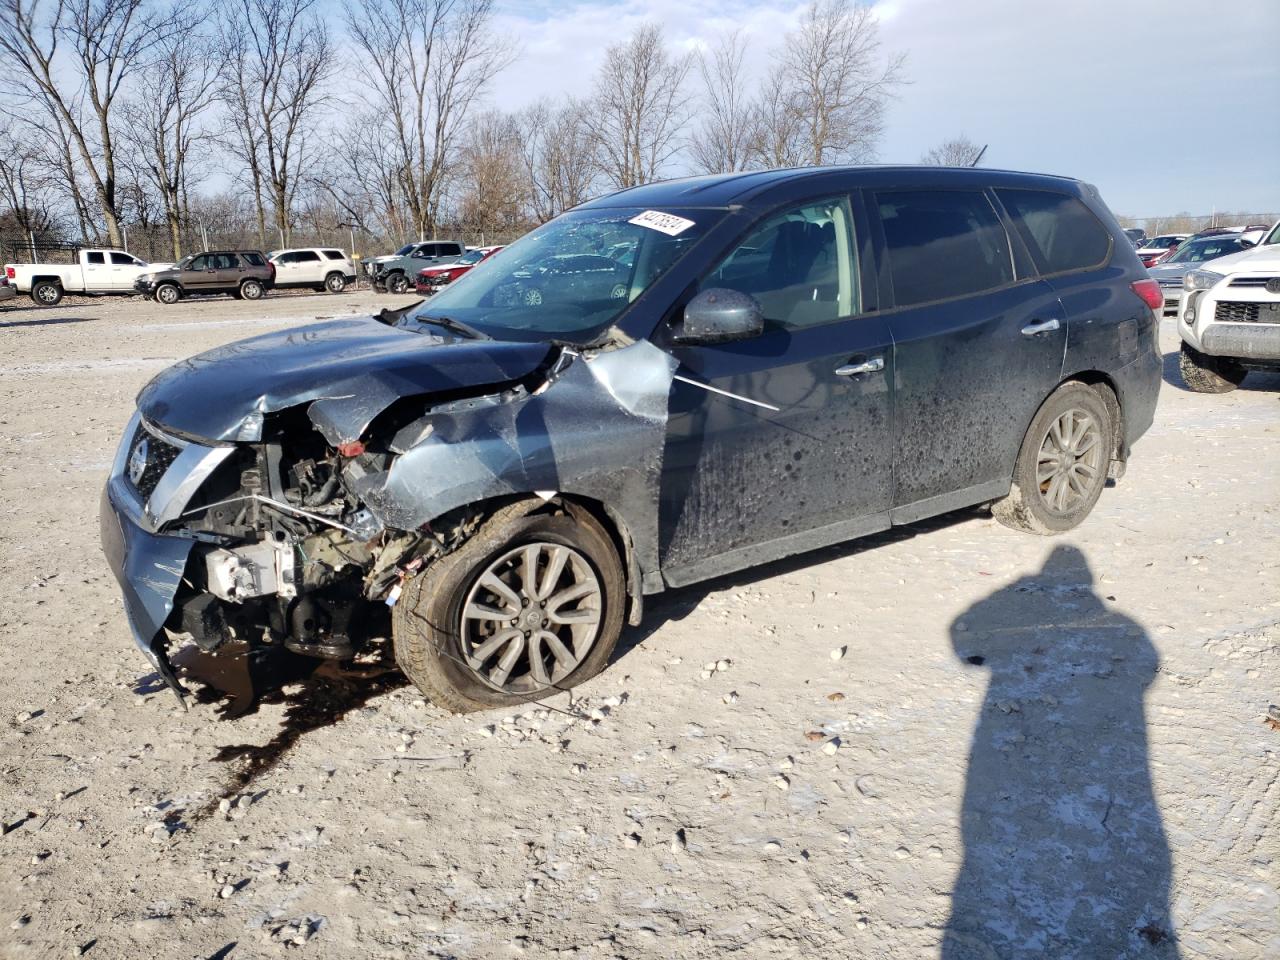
[{"x1": 165, "y1": 409, "x2": 480, "y2": 661}]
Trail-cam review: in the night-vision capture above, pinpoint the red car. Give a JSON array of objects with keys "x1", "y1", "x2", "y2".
[{"x1": 415, "y1": 245, "x2": 503, "y2": 294}]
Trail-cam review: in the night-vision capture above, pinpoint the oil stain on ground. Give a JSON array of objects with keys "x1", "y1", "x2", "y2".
[{"x1": 172, "y1": 638, "x2": 408, "y2": 820}]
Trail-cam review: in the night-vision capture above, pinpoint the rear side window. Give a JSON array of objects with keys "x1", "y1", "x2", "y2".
[
  {"x1": 295, "y1": 250, "x2": 321, "y2": 263},
  {"x1": 434, "y1": 243, "x2": 462, "y2": 257},
  {"x1": 242, "y1": 252, "x2": 265, "y2": 266},
  {"x1": 996, "y1": 189, "x2": 1112, "y2": 277},
  {"x1": 86, "y1": 252, "x2": 105, "y2": 265},
  {"x1": 876, "y1": 190, "x2": 1013, "y2": 308},
  {"x1": 322, "y1": 250, "x2": 344, "y2": 260}
]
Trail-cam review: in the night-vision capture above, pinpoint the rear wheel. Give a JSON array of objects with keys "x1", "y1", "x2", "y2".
[
  {"x1": 239, "y1": 279, "x2": 264, "y2": 301},
  {"x1": 992, "y1": 382, "x2": 1112, "y2": 535},
  {"x1": 324, "y1": 272, "x2": 346, "y2": 293},
  {"x1": 31, "y1": 282, "x2": 63, "y2": 306},
  {"x1": 1179, "y1": 342, "x2": 1245, "y2": 393},
  {"x1": 154, "y1": 283, "x2": 181, "y2": 305},
  {"x1": 392, "y1": 504, "x2": 625, "y2": 713}
]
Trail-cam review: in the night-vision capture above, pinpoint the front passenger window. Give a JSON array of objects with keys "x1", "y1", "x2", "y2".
[{"x1": 702, "y1": 197, "x2": 858, "y2": 329}]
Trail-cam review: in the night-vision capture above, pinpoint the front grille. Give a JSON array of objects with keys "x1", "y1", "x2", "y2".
[
  {"x1": 1213, "y1": 301, "x2": 1280, "y2": 325},
  {"x1": 1227, "y1": 276, "x2": 1276, "y2": 288},
  {"x1": 126, "y1": 422, "x2": 182, "y2": 500}
]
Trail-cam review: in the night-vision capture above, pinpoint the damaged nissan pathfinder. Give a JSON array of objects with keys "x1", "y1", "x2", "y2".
[{"x1": 102, "y1": 167, "x2": 1162, "y2": 713}]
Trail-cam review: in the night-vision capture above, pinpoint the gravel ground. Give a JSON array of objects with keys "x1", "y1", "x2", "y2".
[{"x1": 0, "y1": 291, "x2": 1276, "y2": 959}]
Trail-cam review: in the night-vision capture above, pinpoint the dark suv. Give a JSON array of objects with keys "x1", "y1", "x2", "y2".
[
  {"x1": 135, "y1": 250, "x2": 275, "y2": 305},
  {"x1": 103, "y1": 167, "x2": 1161, "y2": 713}
]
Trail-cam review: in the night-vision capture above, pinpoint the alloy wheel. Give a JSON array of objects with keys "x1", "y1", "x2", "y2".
[
  {"x1": 459, "y1": 542, "x2": 602, "y2": 694},
  {"x1": 1036, "y1": 407, "x2": 1104, "y2": 514}
]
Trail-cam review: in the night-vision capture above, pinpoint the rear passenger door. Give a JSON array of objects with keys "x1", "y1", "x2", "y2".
[
  {"x1": 869, "y1": 188, "x2": 1067, "y2": 520},
  {"x1": 82, "y1": 251, "x2": 111, "y2": 290},
  {"x1": 291, "y1": 250, "x2": 323, "y2": 283},
  {"x1": 996, "y1": 188, "x2": 1149, "y2": 375}
]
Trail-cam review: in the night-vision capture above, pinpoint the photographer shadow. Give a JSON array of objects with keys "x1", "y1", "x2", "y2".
[{"x1": 944, "y1": 545, "x2": 1178, "y2": 958}]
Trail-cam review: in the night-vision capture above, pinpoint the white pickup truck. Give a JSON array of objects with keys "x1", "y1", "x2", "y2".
[{"x1": 3, "y1": 249, "x2": 168, "y2": 306}]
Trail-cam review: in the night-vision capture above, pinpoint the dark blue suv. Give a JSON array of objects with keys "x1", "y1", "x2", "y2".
[{"x1": 102, "y1": 166, "x2": 1162, "y2": 712}]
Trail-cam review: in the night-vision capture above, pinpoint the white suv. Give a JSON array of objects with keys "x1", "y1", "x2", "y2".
[
  {"x1": 1178, "y1": 220, "x2": 1280, "y2": 392},
  {"x1": 268, "y1": 248, "x2": 357, "y2": 294}
]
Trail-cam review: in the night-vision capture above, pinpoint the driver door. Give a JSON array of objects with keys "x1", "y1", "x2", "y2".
[{"x1": 658, "y1": 195, "x2": 895, "y2": 584}]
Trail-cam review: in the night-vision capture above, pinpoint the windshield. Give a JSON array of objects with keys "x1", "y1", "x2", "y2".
[
  {"x1": 395, "y1": 244, "x2": 416, "y2": 256},
  {"x1": 457, "y1": 249, "x2": 486, "y2": 265},
  {"x1": 1263, "y1": 223, "x2": 1280, "y2": 246},
  {"x1": 410, "y1": 206, "x2": 722, "y2": 343}
]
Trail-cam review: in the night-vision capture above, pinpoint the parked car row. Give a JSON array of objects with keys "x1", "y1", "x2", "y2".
[{"x1": 1, "y1": 246, "x2": 359, "y2": 306}]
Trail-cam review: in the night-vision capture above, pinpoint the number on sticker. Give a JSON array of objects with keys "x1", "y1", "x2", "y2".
[{"x1": 628, "y1": 210, "x2": 696, "y2": 236}]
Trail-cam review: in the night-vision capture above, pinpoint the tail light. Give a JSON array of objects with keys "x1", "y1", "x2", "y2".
[
  {"x1": 268, "y1": 261, "x2": 276, "y2": 279},
  {"x1": 1131, "y1": 278, "x2": 1163, "y2": 313},
  {"x1": 4, "y1": 265, "x2": 13, "y2": 279}
]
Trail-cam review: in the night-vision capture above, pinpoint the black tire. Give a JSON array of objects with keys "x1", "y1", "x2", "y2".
[
  {"x1": 31, "y1": 282, "x2": 63, "y2": 306},
  {"x1": 992, "y1": 382, "x2": 1113, "y2": 536},
  {"x1": 324, "y1": 272, "x2": 346, "y2": 293},
  {"x1": 1179, "y1": 342, "x2": 1245, "y2": 393},
  {"x1": 239, "y1": 279, "x2": 265, "y2": 301},
  {"x1": 386, "y1": 272, "x2": 410, "y2": 295},
  {"x1": 392, "y1": 503, "x2": 626, "y2": 714},
  {"x1": 154, "y1": 283, "x2": 181, "y2": 305}
]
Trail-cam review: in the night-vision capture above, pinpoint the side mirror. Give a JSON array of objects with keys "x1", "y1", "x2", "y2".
[{"x1": 671, "y1": 288, "x2": 764, "y2": 345}]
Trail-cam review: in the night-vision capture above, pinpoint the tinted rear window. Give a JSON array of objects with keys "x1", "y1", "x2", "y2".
[
  {"x1": 996, "y1": 189, "x2": 1112, "y2": 277},
  {"x1": 295, "y1": 251, "x2": 321, "y2": 262},
  {"x1": 322, "y1": 250, "x2": 344, "y2": 260},
  {"x1": 242, "y1": 252, "x2": 265, "y2": 266},
  {"x1": 86, "y1": 252, "x2": 105, "y2": 265},
  {"x1": 876, "y1": 190, "x2": 1014, "y2": 308}
]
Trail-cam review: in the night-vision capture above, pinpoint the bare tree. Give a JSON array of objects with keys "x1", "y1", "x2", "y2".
[
  {"x1": 455, "y1": 109, "x2": 525, "y2": 243},
  {"x1": 770, "y1": 0, "x2": 904, "y2": 166},
  {"x1": 0, "y1": 116, "x2": 61, "y2": 238},
  {"x1": 219, "y1": 0, "x2": 333, "y2": 247},
  {"x1": 124, "y1": 31, "x2": 218, "y2": 258},
  {"x1": 0, "y1": 0, "x2": 177, "y2": 246},
  {"x1": 748, "y1": 65, "x2": 809, "y2": 170},
  {"x1": 689, "y1": 30, "x2": 756, "y2": 175},
  {"x1": 921, "y1": 135, "x2": 985, "y2": 167},
  {"x1": 517, "y1": 97, "x2": 599, "y2": 223},
  {"x1": 592, "y1": 24, "x2": 692, "y2": 189},
  {"x1": 344, "y1": 0, "x2": 513, "y2": 241}
]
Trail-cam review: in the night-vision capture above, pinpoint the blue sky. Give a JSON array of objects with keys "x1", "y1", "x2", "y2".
[{"x1": 489, "y1": 0, "x2": 1280, "y2": 218}]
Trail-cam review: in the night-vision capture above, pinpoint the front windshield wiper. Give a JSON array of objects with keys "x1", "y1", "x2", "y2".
[{"x1": 416, "y1": 314, "x2": 490, "y2": 340}]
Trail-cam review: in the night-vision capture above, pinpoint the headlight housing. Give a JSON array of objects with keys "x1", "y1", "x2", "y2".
[{"x1": 1183, "y1": 270, "x2": 1224, "y2": 293}]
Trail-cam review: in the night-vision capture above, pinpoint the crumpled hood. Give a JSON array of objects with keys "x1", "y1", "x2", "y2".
[{"x1": 137, "y1": 316, "x2": 551, "y2": 444}]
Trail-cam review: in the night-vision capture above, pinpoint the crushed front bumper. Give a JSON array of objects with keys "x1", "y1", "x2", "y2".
[
  {"x1": 100, "y1": 412, "x2": 235, "y2": 705},
  {"x1": 100, "y1": 483, "x2": 195, "y2": 704}
]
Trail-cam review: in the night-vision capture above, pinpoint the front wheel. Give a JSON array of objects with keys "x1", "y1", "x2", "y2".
[
  {"x1": 239, "y1": 279, "x2": 265, "y2": 301},
  {"x1": 992, "y1": 382, "x2": 1113, "y2": 536},
  {"x1": 154, "y1": 283, "x2": 181, "y2": 305},
  {"x1": 392, "y1": 504, "x2": 625, "y2": 713},
  {"x1": 1179, "y1": 342, "x2": 1245, "y2": 393},
  {"x1": 324, "y1": 272, "x2": 346, "y2": 293},
  {"x1": 386, "y1": 272, "x2": 410, "y2": 295},
  {"x1": 31, "y1": 282, "x2": 63, "y2": 306}
]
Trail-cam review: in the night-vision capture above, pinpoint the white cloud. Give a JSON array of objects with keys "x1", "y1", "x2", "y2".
[{"x1": 485, "y1": 0, "x2": 1280, "y2": 215}]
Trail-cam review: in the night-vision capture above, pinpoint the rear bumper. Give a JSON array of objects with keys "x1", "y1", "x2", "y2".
[{"x1": 0, "y1": 284, "x2": 15, "y2": 302}]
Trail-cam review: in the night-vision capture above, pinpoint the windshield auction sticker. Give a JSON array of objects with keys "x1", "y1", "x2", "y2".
[{"x1": 628, "y1": 210, "x2": 696, "y2": 236}]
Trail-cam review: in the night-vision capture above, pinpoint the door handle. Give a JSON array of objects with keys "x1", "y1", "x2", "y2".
[
  {"x1": 835, "y1": 356, "x2": 885, "y2": 377},
  {"x1": 1021, "y1": 317, "x2": 1060, "y2": 336}
]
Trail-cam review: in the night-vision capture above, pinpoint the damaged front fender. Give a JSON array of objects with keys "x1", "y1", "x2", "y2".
[{"x1": 348, "y1": 340, "x2": 679, "y2": 588}]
